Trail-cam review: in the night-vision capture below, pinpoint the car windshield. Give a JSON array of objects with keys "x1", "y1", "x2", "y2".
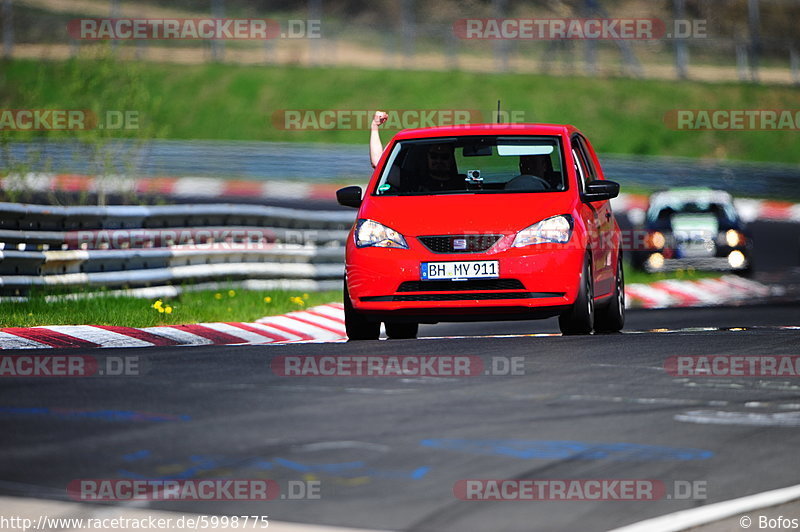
[
  {"x1": 374, "y1": 136, "x2": 566, "y2": 195},
  {"x1": 647, "y1": 198, "x2": 739, "y2": 225}
]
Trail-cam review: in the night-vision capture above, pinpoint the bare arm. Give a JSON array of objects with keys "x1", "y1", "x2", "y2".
[{"x1": 370, "y1": 111, "x2": 388, "y2": 168}]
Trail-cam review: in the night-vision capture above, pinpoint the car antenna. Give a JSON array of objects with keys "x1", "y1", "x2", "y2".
[{"x1": 496, "y1": 100, "x2": 501, "y2": 123}]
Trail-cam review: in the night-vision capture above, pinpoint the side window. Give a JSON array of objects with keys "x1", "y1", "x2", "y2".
[
  {"x1": 571, "y1": 143, "x2": 591, "y2": 193},
  {"x1": 575, "y1": 136, "x2": 598, "y2": 181}
]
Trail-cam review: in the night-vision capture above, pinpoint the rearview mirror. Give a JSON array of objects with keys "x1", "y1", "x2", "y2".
[
  {"x1": 463, "y1": 145, "x2": 493, "y2": 157},
  {"x1": 336, "y1": 186, "x2": 363, "y2": 208},
  {"x1": 583, "y1": 180, "x2": 620, "y2": 202}
]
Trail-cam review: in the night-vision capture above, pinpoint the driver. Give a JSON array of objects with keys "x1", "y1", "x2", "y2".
[
  {"x1": 369, "y1": 111, "x2": 465, "y2": 193},
  {"x1": 419, "y1": 143, "x2": 465, "y2": 192}
]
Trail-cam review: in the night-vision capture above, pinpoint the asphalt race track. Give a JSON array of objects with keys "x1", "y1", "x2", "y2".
[{"x1": 1, "y1": 301, "x2": 799, "y2": 531}]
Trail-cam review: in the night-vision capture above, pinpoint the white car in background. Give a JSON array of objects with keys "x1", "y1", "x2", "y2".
[{"x1": 632, "y1": 188, "x2": 753, "y2": 274}]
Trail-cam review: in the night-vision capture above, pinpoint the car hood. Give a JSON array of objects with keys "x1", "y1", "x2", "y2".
[{"x1": 358, "y1": 192, "x2": 576, "y2": 236}]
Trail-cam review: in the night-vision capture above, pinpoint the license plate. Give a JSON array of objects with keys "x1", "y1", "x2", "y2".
[{"x1": 421, "y1": 261, "x2": 499, "y2": 280}]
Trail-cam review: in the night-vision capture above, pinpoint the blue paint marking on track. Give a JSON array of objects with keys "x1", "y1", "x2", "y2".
[
  {"x1": 419, "y1": 439, "x2": 713, "y2": 461},
  {"x1": 0, "y1": 407, "x2": 190, "y2": 423},
  {"x1": 117, "y1": 453, "x2": 430, "y2": 481},
  {"x1": 122, "y1": 450, "x2": 152, "y2": 461},
  {"x1": 272, "y1": 458, "x2": 366, "y2": 473}
]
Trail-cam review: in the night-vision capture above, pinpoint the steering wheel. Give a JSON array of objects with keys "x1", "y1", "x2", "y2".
[{"x1": 505, "y1": 174, "x2": 551, "y2": 191}]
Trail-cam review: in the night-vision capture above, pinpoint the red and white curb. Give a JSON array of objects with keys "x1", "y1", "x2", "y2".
[
  {"x1": 4, "y1": 174, "x2": 800, "y2": 223},
  {"x1": 625, "y1": 275, "x2": 781, "y2": 309},
  {"x1": 0, "y1": 277, "x2": 786, "y2": 349},
  {"x1": 0, "y1": 304, "x2": 346, "y2": 350}
]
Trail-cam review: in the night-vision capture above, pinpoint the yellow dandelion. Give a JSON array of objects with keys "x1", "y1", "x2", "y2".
[
  {"x1": 158, "y1": 307, "x2": 165, "y2": 313},
  {"x1": 214, "y1": 293, "x2": 223, "y2": 300},
  {"x1": 263, "y1": 296, "x2": 272, "y2": 303},
  {"x1": 152, "y1": 299, "x2": 163, "y2": 310},
  {"x1": 165, "y1": 306, "x2": 173, "y2": 314},
  {"x1": 290, "y1": 296, "x2": 305, "y2": 306},
  {"x1": 228, "y1": 289, "x2": 236, "y2": 298},
  {"x1": 302, "y1": 293, "x2": 310, "y2": 300}
]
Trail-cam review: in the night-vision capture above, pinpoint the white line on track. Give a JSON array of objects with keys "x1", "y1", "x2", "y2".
[{"x1": 610, "y1": 483, "x2": 800, "y2": 532}]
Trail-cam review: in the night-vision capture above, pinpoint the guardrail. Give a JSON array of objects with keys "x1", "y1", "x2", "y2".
[{"x1": 0, "y1": 202, "x2": 353, "y2": 298}]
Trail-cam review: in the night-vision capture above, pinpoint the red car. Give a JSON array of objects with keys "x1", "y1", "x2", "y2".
[{"x1": 336, "y1": 123, "x2": 624, "y2": 339}]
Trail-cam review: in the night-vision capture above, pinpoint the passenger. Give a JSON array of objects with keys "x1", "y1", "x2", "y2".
[{"x1": 370, "y1": 110, "x2": 388, "y2": 169}]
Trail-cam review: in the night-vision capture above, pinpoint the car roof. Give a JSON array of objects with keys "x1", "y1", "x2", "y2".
[{"x1": 391, "y1": 123, "x2": 578, "y2": 140}]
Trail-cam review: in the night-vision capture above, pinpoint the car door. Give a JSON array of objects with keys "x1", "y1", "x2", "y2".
[
  {"x1": 577, "y1": 134, "x2": 617, "y2": 296},
  {"x1": 570, "y1": 138, "x2": 602, "y2": 294},
  {"x1": 570, "y1": 135, "x2": 614, "y2": 297}
]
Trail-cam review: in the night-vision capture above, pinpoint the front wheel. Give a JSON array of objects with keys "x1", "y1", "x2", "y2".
[
  {"x1": 343, "y1": 282, "x2": 380, "y2": 341},
  {"x1": 595, "y1": 255, "x2": 625, "y2": 333},
  {"x1": 385, "y1": 322, "x2": 418, "y2": 339},
  {"x1": 559, "y1": 255, "x2": 594, "y2": 335}
]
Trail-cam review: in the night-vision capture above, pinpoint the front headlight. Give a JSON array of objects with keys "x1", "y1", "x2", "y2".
[
  {"x1": 355, "y1": 219, "x2": 409, "y2": 249},
  {"x1": 725, "y1": 229, "x2": 744, "y2": 247},
  {"x1": 512, "y1": 215, "x2": 573, "y2": 248},
  {"x1": 648, "y1": 231, "x2": 666, "y2": 249}
]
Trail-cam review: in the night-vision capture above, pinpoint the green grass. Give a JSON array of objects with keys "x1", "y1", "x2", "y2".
[
  {"x1": 0, "y1": 288, "x2": 342, "y2": 328},
  {"x1": 2, "y1": 57, "x2": 800, "y2": 164},
  {"x1": 0, "y1": 268, "x2": 717, "y2": 328}
]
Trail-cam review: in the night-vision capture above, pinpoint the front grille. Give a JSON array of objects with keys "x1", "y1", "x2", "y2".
[
  {"x1": 418, "y1": 234, "x2": 503, "y2": 253},
  {"x1": 361, "y1": 292, "x2": 564, "y2": 302},
  {"x1": 398, "y1": 279, "x2": 525, "y2": 292}
]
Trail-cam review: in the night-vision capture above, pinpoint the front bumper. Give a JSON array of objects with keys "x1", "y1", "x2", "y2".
[
  {"x1": 643, "y1": 255, "x2": 750, "y2": 272},
  {"x1": 346, "y1": 239, "x2": 585, "y2": 321}
]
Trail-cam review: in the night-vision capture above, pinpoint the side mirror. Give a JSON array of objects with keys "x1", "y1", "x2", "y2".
[
  {"x1": 336, "y1": 186, "x2": 363, "y2": 208},
  {"x1": 583, "y1": 180, "x2": 620, "y2": 202}
]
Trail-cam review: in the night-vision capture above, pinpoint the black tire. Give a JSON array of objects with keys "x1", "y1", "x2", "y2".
[
  {"x1": 385, "y1": 322, "x2": 418, "y2": 339},
  {"x1": 595, "y1": 255, "x2": 625, "y2": 333},
  {"x1": 559, "y1": 254, "x2": 594, "y2": 335},
  {"x1": 343, "y1": 281, "x2": 380, "y2": 341}
]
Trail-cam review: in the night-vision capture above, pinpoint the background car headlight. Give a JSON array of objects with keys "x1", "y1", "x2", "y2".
[
  {"x1": 725, "y1": 229, "x2": 744, "y2": 247},
  {"x1": 648, "y1": 231, "x2": 666, "y2": 249},
  {"x1": 355, "y1": 219, "x2": 409, "y2": 249},
  {"x1": 512, "y1": 215, "x2": 573, "y2": 247}
]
